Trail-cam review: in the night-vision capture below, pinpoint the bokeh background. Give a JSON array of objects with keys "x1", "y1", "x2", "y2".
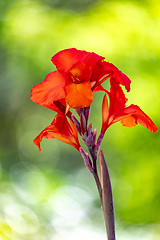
[{"x1": 0, "y1": 0, "x2": 160, "y2": 239}]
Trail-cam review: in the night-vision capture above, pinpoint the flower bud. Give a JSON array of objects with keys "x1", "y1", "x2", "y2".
[
  {"x1": 92, "y1": 129, "x2": 97, "y2": 147},
  {"x1": 94, "y1": 132, "x2": 104, "y2": 156},
  {"x1": 88, "y1": 124, "x2": 92, "y2": 136},
  {"x1": 71, "y1": 114, "x2": 81, "y2": 135},
  {"x1": 80, "y1": 112, "x2": 87, "y2": 135},
  {"x1": 84, "y1": 106, "x2": 90, "y2": 125},
  {"x1": 79, "y1": 147, "x2": 94, "y2": 173},
  {"x1": 76, "y1": 108, "x2": 83, "y2": 116}
]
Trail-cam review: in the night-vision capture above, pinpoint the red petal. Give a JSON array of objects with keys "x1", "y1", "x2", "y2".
[
  {"x1": 91, "y1": 61, "x2": 111, "y2": 86},
  {"x1": 106, "y1": 62, "x2": 131, "y2": 92},
  {"x1": 65, "y1": 80, "x2": 93, "y2": 108},
  {"x1": 33, "y1": 124, "x2": 56, "y2": 151},
  {"x1": 33, "y1": 114, "x2": 81, "y2": 151},
  {"x1": 51, "y1": 48, "x2": 103, "y2": 74},
  {"x1": 92, "y1": 85, "x2": 106, "y2": 92},
  {"x1": 91, "y1": 61, "x2": 131, "y2": 92},
  {"x1": 80, "y1": 51, "x2": 104, "y2": 81},
  {"x1": 102, "y1": 94, "x2": 109, "y2": 133},
  {"x1": 123, "y1": 104, "x2": 158, "y2": 133},
  {"x1": 109, "y1": 78, "x2": 126, "y2": 117},
  {"x1": 52, "y1": 48, "x2": 82, "y2": 72},
  {"x1": 95, "y1": 61, "x2": 131, "y2": 92},
  {"x1": 30, "y1": 71, "x2": 66, "y2": 107},
  {"x1": 119, "y1": 72, "x2": 131, "y2": 92},
  {"x1": 42, "y1": 98, "x2": 66, "y2": 113}
]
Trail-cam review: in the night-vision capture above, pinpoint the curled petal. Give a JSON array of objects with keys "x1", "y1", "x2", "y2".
[
  {"x1": 91, "y1": 61, "x2": 131, "y2": 92},
  {"x1": 33, "y1": 114, "x2": 81, "y2": 151},
  {"x1": 103, "y1": 62, "x2": 131, "y2": 92},
  {"x1": 93, "y1": 85, "x2": 107, "y2": 93},
  {"x1": 109, "y1": 78, "x2": 126, "y2": 116},
  {"x1": 122, "y1": 104, "x2": 158, "y2": 133},
  {"x1": 100, "y1": 78, "x2": 158, "y2": 134},
  {"x1": 91, "y1": 61, "x2": 111, "y2": 88},
  {"x1": 119, "y1": 72, "x2": 131, "y2": 92},
  {"x1": 31, "y1": 71, "x2": 66, "y2": 107},
  {"x1": 33, "y1": 125, "x2": 54, "y2": 151}
]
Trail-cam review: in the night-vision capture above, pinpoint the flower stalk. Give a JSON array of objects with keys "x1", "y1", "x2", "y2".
[{"x1": 99, "y1": 150, "x2": 115, "y2": 240}]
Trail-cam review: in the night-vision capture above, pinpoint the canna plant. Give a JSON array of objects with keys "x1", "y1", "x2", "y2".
[{"x1": 31, "y1": 48, "x2": 158, "y2": 240}]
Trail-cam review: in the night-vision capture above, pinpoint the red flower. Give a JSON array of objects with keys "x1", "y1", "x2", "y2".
[
  {"x1": 33, "y1": 113, "x2": 81, "y2": 151},
  {"x1": 30, "y1": 48, "x2": 132, "y2": 110},
  {"x1": 101, "y1": 78, "x2": 158, "y2": 133},
  {"x1": 31, "y1": 48, "x2": 104, "y2": 109}
]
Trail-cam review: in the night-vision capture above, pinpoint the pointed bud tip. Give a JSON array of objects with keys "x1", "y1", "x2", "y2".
[
  {"x1": 99, "y1": 149, "x2": 103, "y2": 155},
  {"x1": 79, "y1": 147, "x2": 93, "y2": 173},
  {"x1": 79, "y1": 147, "x2": 82, "y2": 152},
  {"x1": 65, "y1": 104, "x2": 71, "y2": 114},
  {"x1": 99, "y1": 149, "x2": 104, "y2": 162}
]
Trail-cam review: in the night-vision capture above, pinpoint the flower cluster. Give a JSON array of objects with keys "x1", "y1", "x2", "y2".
[{"x1": 31, "y1": 48, "x2": 158, "y2": 155}]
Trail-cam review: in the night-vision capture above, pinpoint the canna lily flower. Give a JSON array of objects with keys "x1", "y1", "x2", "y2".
[
  {"x1": 30, "y1": 48, "x2": 132, "y2": 110},
  {"x1": 101, "y1": 77, "x2": 158, "y2": 134},
  {"x1": 33, "y1": 113, "x2": 81, "y2": 151},
  {"x1": 31, "y1": 48, "x2": 104, "y2": 109}
]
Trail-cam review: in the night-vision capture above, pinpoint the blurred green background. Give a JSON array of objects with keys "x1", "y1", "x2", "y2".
[{"x1": 0, "y1": 0, "x2": 160, "y2": 239}]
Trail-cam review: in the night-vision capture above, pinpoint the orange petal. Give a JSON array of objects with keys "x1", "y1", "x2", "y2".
[
  {"x1": 123, "y1": 104, "x2": 158, "y2": 133},
  {"x1": 65, "y1": 81, "x2": 93, "y2": 108},
  {"x1": 33, "y1": 114, "x2": 80, "y2": 151},
  {"x1": 33, "y1": 125, "x2": 56, "y2": 151},
  {"x1": 30, "y1": 71, "x2": 66, "y2": 107},
  {"x1": 121, "y1": 115, "x2": 137, "y2": 127}
]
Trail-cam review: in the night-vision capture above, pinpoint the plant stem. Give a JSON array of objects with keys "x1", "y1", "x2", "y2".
[
  {"x1": 99, "y1": 150, "x2": 116, "y2": 240},
  {"x1": 88, "y1": 146, "x2": 102, "y2": 201},
  {"x1": 88, "y1": 142, "x2": 115, "y2": 240}
]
